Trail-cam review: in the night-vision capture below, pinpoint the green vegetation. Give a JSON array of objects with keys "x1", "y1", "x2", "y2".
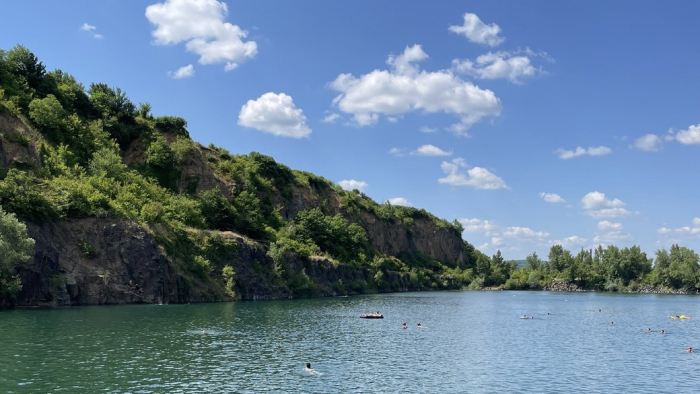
[
  {"x1": 0, "y1": 205, "x2": 35, "y2": 304},
  {"x1": 0, "y1": 45, "x2": 474, "y2": 300},
  {"x1": 4, "y1": 44, "x2": 698, "y2": 303},
  {"x1": 467, "y1": 243, "x2": 700, "y2": 293}
]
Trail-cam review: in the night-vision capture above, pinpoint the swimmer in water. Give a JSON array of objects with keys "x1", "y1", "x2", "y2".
[
  {"x1": 646, "y1": 328, "x2": 651, "y2": 333},
  {"x1": 402, "y1": 322, "x2": 407, "y2": 329},
  {"x1": 660, "y1": 329, "x2": 665, "y2": 334},
  {"x1": 305, "y1": 363, "x2": 313, "y2": 371},
  {"x1": 610, "y1": 321, "x2": 614, "y2": 325},
  {"x1": 417, "y1": 323, "x2": 422, "y2": 328},
  {"x1": 687, "y1": 347, "x2": 693, "y2": 353}
]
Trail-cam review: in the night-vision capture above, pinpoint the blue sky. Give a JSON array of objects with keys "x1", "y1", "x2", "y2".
[{"x1": 2, "y1": 0, "x2": 699, "y2": 259}]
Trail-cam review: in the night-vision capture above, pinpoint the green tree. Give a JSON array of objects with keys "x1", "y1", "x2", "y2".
[
  {"x1": 29, "y1": 94, "x2": 66, "y2": 141},
  {"x1": 198, "y1": 189, "x2": 237, "y2": 230},
  {"x1": 526, "y1": 252, "x2": 542, "y2": 271},
  {"x1": 0, "y1": 206, "x2": 35, "y2": 304},
  {"x1": 6, "y1": 45, "x2": 45, "y2": 93}
]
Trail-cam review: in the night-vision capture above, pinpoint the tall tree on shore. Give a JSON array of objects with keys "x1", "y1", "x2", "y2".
[{"x1": 0, "y1": 206, "x2": 35, "y2": 305}]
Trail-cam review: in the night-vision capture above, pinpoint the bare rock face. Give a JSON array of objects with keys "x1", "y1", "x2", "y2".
[
  {"x1": 18, "y1": 218, "x2": 184, "y2": 306},
  {"x1": 0, "y1": 114, "x2": 42, "y2": 171},
  {"x1": 356, "y1": 212, "x2": 467, "y2": 267}
]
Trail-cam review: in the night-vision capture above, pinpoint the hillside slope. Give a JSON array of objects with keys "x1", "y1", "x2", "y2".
[{"x1": 0, "y1": 45, "x2": 476, "y2": 306}]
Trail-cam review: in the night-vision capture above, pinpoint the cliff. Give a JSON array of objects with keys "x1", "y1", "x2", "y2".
[{"x1": 0, "y1": 45, "x2": 474, "y2": 306}]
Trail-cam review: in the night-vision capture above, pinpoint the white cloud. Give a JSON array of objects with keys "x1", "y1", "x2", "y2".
[
  {"x1": 634, "y1": 133, "x2": 662, "y2": 152},
  {"x1": 448, "y1": 12, "x2": 505, "y2": 47},
  {"x1": 675, "y1": 124, "x2": 700, "y2": 145},
  {"x1": 322, "y1": 113, "x2": 340, "y2": 123},
  {"x1": 551, "y1": 235, "x2": 587, "y2": 249},
  {"x1": 387, "y1": 197, "x2": 411, "y2": 206},
  {"x1": 502, "y1": 226, "x2": 549, "y2": 239},
  {"x1": 539, "y1": 192, "x2": 565, "y2": 203},
  {"x1": 491, "y1": 237, "x2": 503, "y2": 246},
  {"x1": 593, "y1": 221, "x2": 632, "y2": 246},
  {"x1": 453, "y1": 50, "x2": 546, "y2": 84},
  {"x1": 238, "y1": 92, "x2": 311, "y2": 138},
  {"x1": 414, "y1": 144, "x2": 452, "y2": 157},
  {"x1": 329, "y1": 45, "x2": 501, "y2": 132},
  {"x1": 657, "y1": 218, "x2": 700, "y2": 237},
  {"x1": 439, "y1": 158, "x2": 508, "y2": 189},
  {"x1": 458, "y1": 218, "x2": 498, "y2": 235},
  {"x1": 556, "y1": 146, "x2": 612, "y2": 159},
  {"x1": 581, "y1": 191, "x2": 631, "y2": 219},
  {"x1": 80, "y1": 23, "x2": 103, "y2": 39},
  {"x1": 338, "y1": 179, "x2": 368, "y2": 192},
  {"x1": 420, "y1": 126, "x2": 438, "y2": 133},
  {"x1": 146, "y1": 0, "x2": 257, "y2": 70},
  {"x1": 169, "y1": 64, "x2": 194, "y2": 79},
  {"x1": 598, "y1": 221, "x2": 623, "y2": 232},
  {"x1": 389, "y1": 147, "x2": 406, "y2": 157}
]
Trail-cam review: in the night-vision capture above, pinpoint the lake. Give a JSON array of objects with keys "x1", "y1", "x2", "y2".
[{"x1": 1, "y1": 291, "x2": 699, "y2": 393}]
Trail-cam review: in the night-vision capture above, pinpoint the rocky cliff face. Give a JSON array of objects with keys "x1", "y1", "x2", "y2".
[
  {"x1": 270, "y1": 182, "x2": 468, "y2": 267},
  {"x1": 0, "y1": 113, "x2": 42, "y2": 171},
  {"x1": 18, "y1": 218, "x2": 187, "y2": 306},
  {"x1": 15, "y1": 219, "x2": 383, "y2": 306}
]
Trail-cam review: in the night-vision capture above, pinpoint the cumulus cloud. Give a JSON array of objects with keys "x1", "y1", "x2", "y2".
[
  {"x1": 414, "y1": 144, "x2": 452, "y2": 157},
  {"x1": 238, "y1": 92, "x2": 311, "y2": 138},
  {"x1": 634, "y1": 134, "x2": 663, "y2": 152},
  {"x1": 169, "y1": 64, "x2": 194, "y2": 79},
  {"x1": 338, "y1": 179, "x2": 368, "y2": 192},
  {"x1": 593, "y1": 221, "x2": 632, "y2": 246},
  {"x1": 556, "y1": 146, "x2": 612, "y2": 159},
  {"x1": 502, "y1": 226, "x2": 550, "y2": 239},
  {"x1": 551, "y1": 235, "x2": 587, "y2": 249},
  {"x1": 459, "y1": 218, "x2": 550, "y2": 255},
  {"x1": 146, "y1": 0, "x2": 257, "y2": 70},
  {"x1": 581, "y1": 191, "x2": 631, "y2": 219},
  {"x1": 675, "y1": 124, "x2": 700, "y2": 145},
  {"x1": 657, "y1": 218, "x2": 700, "y2": 237},
  {"x1": 539, "y1": 192, "x2": 565, "y2": 203},
  {"x1": 329, "y1": 45, "x2": 501, "y2": 133},
  {"x1": 420, "y1": 126, "x2": 438, "y2": 133},
  {"x1": 452, "y1": 50, "x2": 550, "y2": 84},
  {"x1": 439, "y1": 158, "x2": 507, "y2": 190},
  {"x1": 387, "y1": 197, "x2": 411, "y2": 206},
  {"x1": 448, "y1": 12, "x2": 505, "y2": 47},
  {"x1": 80, "y1": 23, "x2": 103, "y2": 39},
  {"x1": 458, "y1": 218, "x2": 498, "y2": 235},
  {"x1": 598, "y1": 221, "x2": 623, "y2": 232}
]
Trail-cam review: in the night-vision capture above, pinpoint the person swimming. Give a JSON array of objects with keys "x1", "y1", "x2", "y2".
[
  {"x1": 646, "y1": 328, "x2": 651, "y2": 333},
  {"x1": 402, "y1": 322, "x2": 407, "y2": 329},
  {"x1": 687, "y1": 347, "x2": 693, "y2": 353},
  {"x1": 417, "y1": 323, "x2": 422, "y2": 328},
  {"x1": 305, "y1": 363, "x2": 313, "y2": 371},
  {"x1": 660, "y1": 329, "x2": 665, "y2": 334}
]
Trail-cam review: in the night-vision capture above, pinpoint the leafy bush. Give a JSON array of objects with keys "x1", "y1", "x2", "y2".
[{"x1": 155, "y1": 116, "x2": 189, "y2": 137}]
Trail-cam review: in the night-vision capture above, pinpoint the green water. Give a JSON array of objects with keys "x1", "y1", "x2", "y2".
[{"x1": 2, "y1": 291, "x2": 700, "y2": 393}]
